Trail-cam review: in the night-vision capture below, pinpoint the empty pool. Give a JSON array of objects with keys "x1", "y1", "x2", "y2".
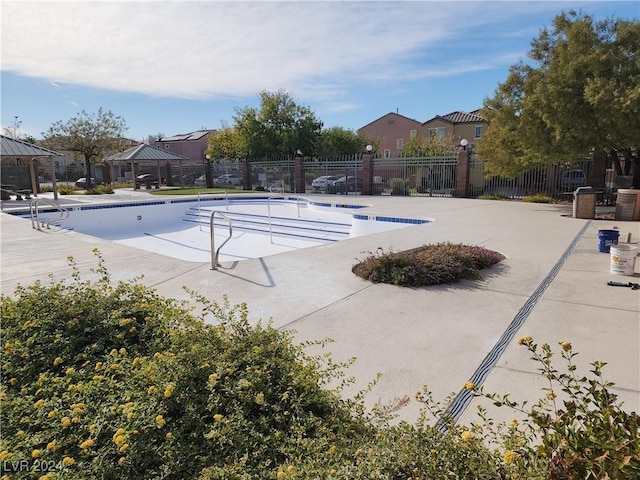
[{"x1": 24, "y1": 196, "x2": 431, "y2": 263}]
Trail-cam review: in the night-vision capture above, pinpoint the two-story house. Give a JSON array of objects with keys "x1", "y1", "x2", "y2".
[
  {"x1": 421, "y1": 110, "x2": 486, "y2": 149},
  {"x1": 358, "y1": 112, "x2": 423, "y2": 158},
  {"x1": 151, "y1": 130, "x2": 216, "y2": 165},
  {"x1": 358, "y1": 110, "x2": 487, "y2": 157}
]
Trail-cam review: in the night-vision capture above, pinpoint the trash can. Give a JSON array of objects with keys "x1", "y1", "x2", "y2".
[
  {"x1": 598, "y1": 229, "x2": 619, "y2": 253},
  {"x1": 573, "y1": 186, "x2": 597, "y2": 219}
]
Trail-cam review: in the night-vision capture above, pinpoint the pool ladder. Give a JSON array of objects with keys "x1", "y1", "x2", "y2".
[
  {"x1": 210, "y1": 210, "x2": 233, "y2": 270},
  {"x1": 29, "y1": 198, "x2": 69, "y2": 230}
]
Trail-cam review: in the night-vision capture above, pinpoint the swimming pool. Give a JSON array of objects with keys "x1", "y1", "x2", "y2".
[{"x1": 24, "y1": 196, "x2": 431, "y2": 263}]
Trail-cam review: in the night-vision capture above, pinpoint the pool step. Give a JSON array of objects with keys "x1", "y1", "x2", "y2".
[{"x1": 181, "y1": 208, "x2": 351, "y2": 242}]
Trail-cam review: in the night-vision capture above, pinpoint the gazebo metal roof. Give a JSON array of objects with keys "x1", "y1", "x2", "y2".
[
  {"x1": 106, "y1": 144, "x2": 189, "y2": 162},
  {"x1": 0, "y1": 135, "x2": 62, "y2": 157}
]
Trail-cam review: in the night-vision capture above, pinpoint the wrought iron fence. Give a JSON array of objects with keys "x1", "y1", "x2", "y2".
[{"x1": 373, "y1": 157, "x2": 457, "y2": 197}]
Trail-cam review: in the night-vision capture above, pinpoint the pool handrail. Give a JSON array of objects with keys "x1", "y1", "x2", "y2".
[
  {"x1": 29, "y1": 198, "x2": 69, "y2": 230},
  {"x1": 198, "y1": 190, "x2": 228, "y2": 231},
  {"x1": 266, "y1": 195, "x2": 304, "y2": 243},
  {"x1": 210, "y1": 210, "x2": 233, "y2": 270}
]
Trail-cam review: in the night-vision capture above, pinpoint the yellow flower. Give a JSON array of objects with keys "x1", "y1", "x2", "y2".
[
  {"x1": 119, "y1": 348, "x2": 127, "y2": 356},
  {"x1": 460, "y1": 431, "x2": 473, "y2": 442},
  {"x1": 503, "y1": 450, "x2": 517, "y2": 464},
  {"x1": 89, "y1": 424, "x2": 96, "y2": 431},
  {"x1": 80, "y1": 439, "x2": 95, "y2": 450},
  {"x1": 11, "y1": 378, "x2": 18, "y2": 386},
  {"x1": 92, "y1": 375, "x2": 104, "y2": 381},
  {"x1": 113, "y1": 435, "x2": 125, "y2": 446},
  {"x1": 120, "y1": 318, "x2": 132, "y2": 326},
  {"x1": 118, "y1": 457, "x2": 126, "y2": 466},
  {"x1": 62, "y1": 457, "x2": 75, "y2": 465},
  {"x1": 560, "y1": 341, "x2": 572, "y2": 352},
  {"x1": 0, "y1": 451, "x2": 7, "y2": 461},
  {"x1": 110, "y1": 349, "x2": 118, "y2": 356},
  {"x1": 47, "y1": 409, "x2": 57, "y2": 419},
  {"x1": 213, "y1": 414, "x2": 223, "y2": 422},
  {"x1": 328, "y1": 445, "x2": 338, "y2": 455},
  {"x1": 34, "y1": 399, "x2": 45, "y2": 409},
  {"x1": 17, "y1": 430, "x2": 25, "y2": 436},
  {"x1": 38, "y1": 473, "x2": 54, "y2": 480},
  {"x1": 119, "y1": 444, "x2": 129, "y2": 453},
  {"x1": 53, "y1": 357, "x2": 62, "y2": 366},
  {"x1": 518, "y1": 335, "x2": 533, "y2": 345},
  {"x1": 147, "y1": 386, "x2": 158, "y2": 395},
  {"x1": 61, "y1": 417, "x2": 71, "y2": 427},
  {"x1": 95, "y1": 362, "x2": 103, "y2": 371},
  {"x1": 208, "y1": 373, "x2": 218, "y2": 382},
  {"x1": 65, "y1": 367, "x2": 75, "y2": 375},
  {"x1": 46, "y1": 441, "x2": 57, "y2": 451},
  {"x1": 164, "y1": 384, "x2": 174, "y2": 398},
  {"x1": 546, "y1": 391, "x2": 557, "y2": 400},
  {"x1": 153, "y1": 352, "x2": 164, "y2": 361},
  {"x1": 155, "y1": 415, "x2": 166, "y2": 427},
  {"x1": 464, "y1": 381, "x2": 475, "y2": 391},
  {"x1": 32, "y1": 449, "x2": 41, "y2": 458},
  {"x1": 165, "y1": 432, "x2": 173, "y2": 440}
]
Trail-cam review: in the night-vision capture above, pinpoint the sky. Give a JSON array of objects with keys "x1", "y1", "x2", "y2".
[{"x1": 1, "y1": 1, "x2": 638, "y2": 143}]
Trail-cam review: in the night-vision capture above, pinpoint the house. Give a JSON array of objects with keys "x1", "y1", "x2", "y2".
[
  {"x1": 421, "y1": 110, "x2": 486, "y2": 149},
  {"x1": 151, "y1": 130, "x2": 216, "y2": 165},
  {"x1": 358, "y1": 110, "x2": 487, "y2": 157},
  {"x1": 357, "y1": 112, "x2": 423, "y2": 158}
]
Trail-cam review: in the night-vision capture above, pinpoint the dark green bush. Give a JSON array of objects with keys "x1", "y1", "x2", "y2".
[{"x1": 390, "y1": 178, "x2": 408, "y2": 196}]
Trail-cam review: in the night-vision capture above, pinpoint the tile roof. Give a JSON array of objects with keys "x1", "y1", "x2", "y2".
[
  {"x1": 427, "y1": 111, "x2": 486, "y2": 124},
  {"x1": 0, "y1": 135, "x2": 63, "y2": 157},
  {"x1": 105, "y1": 144, "x2": 190, "y2": 162}
]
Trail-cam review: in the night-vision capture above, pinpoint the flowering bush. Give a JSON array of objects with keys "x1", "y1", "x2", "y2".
[
  {"x1": 2, "y1": 252, "x2": 636, "y2": 479},
  {"x1": 463, "y1": 338, "x2": 640, "y2": 479},
  {"x1": 352, "y1": 243, "x2": 505, "y2": 287}
]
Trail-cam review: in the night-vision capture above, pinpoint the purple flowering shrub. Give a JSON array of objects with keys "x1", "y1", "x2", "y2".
[{"x1": 352, "y1": 242, "x2": 505, "y2": 287}]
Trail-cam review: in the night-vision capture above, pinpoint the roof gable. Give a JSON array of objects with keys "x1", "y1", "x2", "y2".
[
  {"x1": 359, "y1": 112, "x2": 421, "y2": 131},
  {"x1": 423, "y1": 111, "x2": 485, "y2": 126}
]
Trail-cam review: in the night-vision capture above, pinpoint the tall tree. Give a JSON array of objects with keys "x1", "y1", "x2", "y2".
[
  {"x1": 477, "y1": 11, "x2": 640, "y2": 181},
  {"x1": 232, "y1": 90, "x2": 323, "y2": 158},
  {"x1": 315, "y1": 127, "x2": 378, "y2": 157},
  {"x1": 42, "y1": 108, "x2": 127, "y2": 184}
]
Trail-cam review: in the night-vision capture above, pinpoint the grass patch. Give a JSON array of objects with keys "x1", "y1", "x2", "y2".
[{"x1": 352, "y1": 242, "x2": 505, "y2": 287}]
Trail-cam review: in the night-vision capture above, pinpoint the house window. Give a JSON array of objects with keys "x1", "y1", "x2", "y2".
[
  {"x1": 428, "y1": 128, "x2": 445, "y2": 142},
  {"x1": 410, "y1": 129, "x2": 417, "y2": 139},
  {"x1": 397, "y1": 138, "x2": 404, "y2": 149},
  {"x1": 165, "y1": 144, "x2": 169, "y2": 149},
  {"x1": 475, "y1": 125, "x2": 483, "y2": 138},
  {"x1": 384, "y1": 149, "x2": 391, "y2": 158}
]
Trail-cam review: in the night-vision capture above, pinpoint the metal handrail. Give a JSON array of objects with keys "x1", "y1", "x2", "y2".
[
  {"x1": 210, "y1": 210, "x2": 233, "y2": 270},
  {"x1": 198, "y1": 191, "x2": 228, "y2": 231},
  {"x1": 266, "y1": 195, "x2": 303, "y2": 243},
  {"x1": 29, "y1": 198, "x2": 69, "y2": 230}
]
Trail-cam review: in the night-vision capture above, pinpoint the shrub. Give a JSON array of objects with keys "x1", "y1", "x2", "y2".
[
  {"x1": 389, "y1": 178, "x2": 408, "y2": 196},
  {"x1": 352, "y1": 243, "x2": 505, "y2": 287},
  {"x1": 56, "y1": 184, "x2": 78, "y2": 195},
  {"x1": 466, "y1": 338, "x2": 640, "y2": 479},
  {"x1": 255, "y1": 185, "x2": 265, "y2": 191},
  {"x1": 85, "y1": 184, "x2": 114, "y2": 195},
  {"x1": 479, "y1": 193, "x2": 510, "y2": 201},
  {"x1": 0, "y1": 252, "x2": 371, "y2": 479},
  {"x1": 522, "y1": 193, "x2": 555, "y2": 204}
]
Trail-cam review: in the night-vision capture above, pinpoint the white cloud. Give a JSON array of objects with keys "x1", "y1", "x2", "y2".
[{"x1": 2, "y1": 1, "x2": 557, "y2": 102}]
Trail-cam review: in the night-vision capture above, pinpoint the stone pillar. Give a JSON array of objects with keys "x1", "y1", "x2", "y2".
[
  {"x1": 456, "y1": 148, "x2": 470, "y2": 198},
  {"x1": 361, "y1": 153, "x2": 373, "y2": 195},
  {"x1": 294, "y1": 154, "x2": 305, "y2": 194},
  {"x1": 589, "y1": 149, "x2": 607, "y2": 189},
  {"x1": 242, "y1": 158, "x2": 251, "y2": 190}
]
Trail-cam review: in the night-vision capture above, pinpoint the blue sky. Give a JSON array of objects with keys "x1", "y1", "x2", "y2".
[{"x1": 2, "y1": 1, "x2": 638, "y2": 142}]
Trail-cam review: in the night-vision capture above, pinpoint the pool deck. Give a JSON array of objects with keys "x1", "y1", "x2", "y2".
[{"x1": 1, "y1": 189, "x2": 639, "y2": 425}]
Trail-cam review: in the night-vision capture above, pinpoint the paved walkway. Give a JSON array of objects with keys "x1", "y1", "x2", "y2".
[{"x1": 1, "y1": 189, "x2": 638, "y2": 424}]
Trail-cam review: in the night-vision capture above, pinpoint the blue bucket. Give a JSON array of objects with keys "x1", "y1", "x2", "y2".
[{"x1": 598, "y1": 229, "x2": 619, "y2": 253}]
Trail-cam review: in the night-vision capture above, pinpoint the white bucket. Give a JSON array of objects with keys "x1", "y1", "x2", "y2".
[{"x1": 610, "y1": 245, "x2": 638, "y2": 276}]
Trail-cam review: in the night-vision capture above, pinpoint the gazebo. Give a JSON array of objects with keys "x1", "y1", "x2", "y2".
[
  {"x1": 105, "y1": 144, "x2": 191, "y2": 189},
  {"x1": 0, "y1": 135, "x2": 64, "y2": 199}
]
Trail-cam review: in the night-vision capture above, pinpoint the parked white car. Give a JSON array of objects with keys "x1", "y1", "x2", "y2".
[
  {"x1": 311, "y1": 175, "x2": 339, "y2": 191},
  {"x1": 214, "y1": 174, "x2": 241, "y2": 186}
]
